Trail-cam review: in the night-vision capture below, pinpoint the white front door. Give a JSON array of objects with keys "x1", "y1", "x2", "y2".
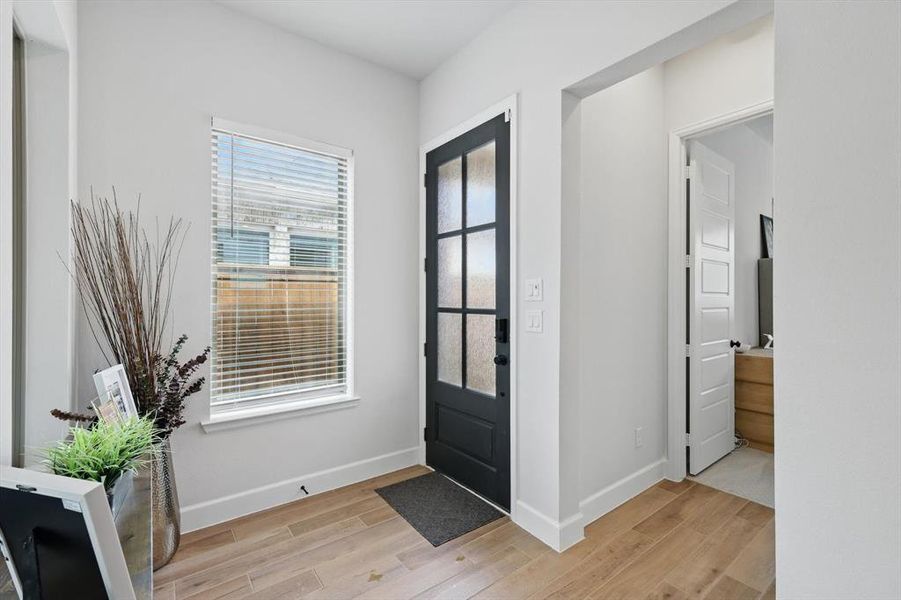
[{"x1": 688, "y1": 141, "x2": 736, "y2": 475}]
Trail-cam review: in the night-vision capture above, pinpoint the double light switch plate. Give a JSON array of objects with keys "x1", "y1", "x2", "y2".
[{"x1": 524, "y1": 278, "x2": 543, "y2": 333}]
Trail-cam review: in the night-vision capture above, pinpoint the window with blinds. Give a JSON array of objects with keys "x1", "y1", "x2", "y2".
[{"x1": 210, "y1": 120, "x2": 352, "y2": 414}]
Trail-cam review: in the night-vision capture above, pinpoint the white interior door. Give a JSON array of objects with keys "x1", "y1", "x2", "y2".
[{"x1": 688, "y1": 140, "x2": 736, "y2": 475}]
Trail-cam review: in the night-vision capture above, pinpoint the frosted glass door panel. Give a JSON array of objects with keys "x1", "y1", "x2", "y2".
[
  {"x1": 466, "y1": 142, "x2": 495, "y2": 227},
  {"x1": 466, "y1": 229, "x2": 496, "y2": 309},
  {"x1": 438, "y1": 157, "x2": 462, "y2": 233},
  {"x1": 438, "y1": 236, "x2": 462, "y2": 308},
  {"x1": 438, "y1": 313, "x2": 462, "y2": 386},
  {"x1": 466, "y1": 314, "x2": 496, "y2": 396}
]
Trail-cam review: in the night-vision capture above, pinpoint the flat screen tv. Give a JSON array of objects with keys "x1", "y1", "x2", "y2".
[{"x1": 0, "y1": 466, "x2": 136, "y2": 600}]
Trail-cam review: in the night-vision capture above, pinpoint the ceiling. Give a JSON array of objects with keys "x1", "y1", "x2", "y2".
[{"x1": 216, "y1": 0, "x2": 518, "y2": 80}]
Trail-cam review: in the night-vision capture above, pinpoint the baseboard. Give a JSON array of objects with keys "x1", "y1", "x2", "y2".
[
  {"x1": 579, "y1": 458, "x2": 667, "y2": 528},
  {"x1": 513, "y1": 459, "x2": 667, "y2": 553},
  {"x1": 180, "y1": 446, "x2": 420, "y2": 532},
  {"x1": 515, "y1": 500, "x2": 585, "y2": 552}
]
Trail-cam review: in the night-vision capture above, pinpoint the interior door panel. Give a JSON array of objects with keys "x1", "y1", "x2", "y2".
[{"x1": 688, "y1": 141, "x2": 737, "y2": 475}]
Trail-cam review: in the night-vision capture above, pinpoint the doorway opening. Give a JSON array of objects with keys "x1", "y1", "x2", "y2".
[
  {"x1": 561, "y1": 10, "x2": 775, "y2": 532},
  {"x1": 679, "y1": 111, "x2": 774, "y2": 508}
]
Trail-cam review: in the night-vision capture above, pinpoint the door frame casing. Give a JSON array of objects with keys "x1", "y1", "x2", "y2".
[
  {"x1": 418, "y1": 94, "x2": 518, "y2": 517},
  {"x1": 665, "y1": 98, "x2": 774, "y2": 482}
]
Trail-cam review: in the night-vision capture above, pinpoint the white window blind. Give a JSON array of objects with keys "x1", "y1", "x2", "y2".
[{"x1": 210, "y1": 120, "x2": 352, "y2": 414}]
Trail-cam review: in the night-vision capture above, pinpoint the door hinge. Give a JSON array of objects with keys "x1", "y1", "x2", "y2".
[
  {"x1": 684, "y1": 164, "x2": 697, "y2": 180},
  {"x1": 685, "y1": 432, "x2": 691, "y2": 446},
  {"x1": 423, "y1": 342, "x2": 428, "y2": 357},
  {"x1": 685, "y1": 254, "x2": 691, "y2": 268},
  {"x1": 504, "y1": 108, "x2": 511, "y2": 123},
  {"x1": 423, "y1": 427, "x2": 429, "y2": 441},
  {"x1": 423, "y1": 172, "x2": 428, "y2": 188},
  {"x1": 424, "y1": 257, "x2": 427, "y2": 272},
  {"x1": 685, "y1": 344, "x2": 691, "y2": 357}
]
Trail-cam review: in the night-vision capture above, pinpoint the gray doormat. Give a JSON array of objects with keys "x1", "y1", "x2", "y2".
[{"x1": 375, "y1": 472, "x2": 504, "y2": 546}]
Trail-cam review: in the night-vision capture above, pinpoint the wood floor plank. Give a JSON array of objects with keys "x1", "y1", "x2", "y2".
[
  {"x1": 414, "y1": 545, "x2": 530, "y2": 600},
  {"x1": 154, "y1": 582, "x2": 176, "y2": 600},
  {"x1": 633, "y1": 484, "x2": 719, "y2": 541},
  {"x1": 170, "y1": 529, "x2": 237, "y2": 565},
  {"x1": 664, "y1": 513, "x2": 766, "y2": 597},
  {"x1": 511, "y1": 529, "x2": 554, "y2": 559},
  {"x1": 305, "y1": 561, "x2": 410, "y2": 600},
  {"x1": 682, "y1": 492, "x2": 748, "y2": 536},
  {"x1": 655, "y1": 479, "x2": 695, "y2": 496},
  {"x1": 175, "y1": 516, "x2": 380, "y2": 597},
  {"x1": 158, "y1": 468, "x2": 775, "y2": 600},
  {"x1": 286, "y1": 496, "x2": 385, "y2": 537},
  {"x1": 735, "y1": 502, "x2": 774, "y2": 528},
  {"x1": 155, "y1": 528, "x2": 294, "y2": 588},
  {"x1": 245, "y1": 517, "x2": 410, "y2": 593},
  {"x1": 533, "y1": 528, "x2": 656, "y2": 599},
  {"x1": 702, "y1": 575, "x2": 759, "y2": 600},
  {"x1": 647, "y1": 581, "x2": 690, "y2": 600},
  {"x1": 472, "y1": 538, "x2": 598, "y2": 599},
  {"x1": 181, "y1": 574, "x2": 252, "y2": 600},
  {"x1": 215, "y1": 465, "x2": 427, "y2": 543},
  {"x1": 724, "y1": 516, "x2": 775, "y2": 592},
  {"x1": 396, "y1": 518, "x2": 511, "y2": 570},
  {"x1": 460, "y1": 522, "x2": 540, "y2": 565},
  {"x1": 226, "y1": 466, "x2": 429, "y2": 543},
  {"x1": 590, "y1": 524, "x2": 706, "y2": 599},
  {"x1": 584, "y1": 486, "x2": 678, "y2": 543},
  {"x1": 356, "y1": 549, "x2": 475, "y2": 599},
  {"x1": 245, "y1": 569, "x2": 322, "y2": 600},
  {"x1": 312, "y1": 527, "x2": 423, "y2": 588},
  {"x1": 359, "y1": 504, "x2": 399, "y2": 526},
  {"x1": 180, "y1": 526, "x2": 234, "y2": 548}
]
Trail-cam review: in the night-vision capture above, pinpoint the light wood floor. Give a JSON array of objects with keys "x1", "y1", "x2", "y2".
[{"x1": 155, "y1": 466, "x2": 775, "y2": 599}]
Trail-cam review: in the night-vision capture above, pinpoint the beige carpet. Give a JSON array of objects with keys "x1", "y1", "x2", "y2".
[{"x1": 689, "y1": 447, "x2": 774, "y2": 508}]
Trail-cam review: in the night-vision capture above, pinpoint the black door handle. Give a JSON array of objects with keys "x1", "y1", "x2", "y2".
[
  {"x1": 730, "y1": 340, "x2": 741, "y2": 348},
  {"x1": 493, "y1": 355, "x2": 508, "y2": 366},
  {"x1": 495, "y1": 318, "x2": 508, "y2": 343}
]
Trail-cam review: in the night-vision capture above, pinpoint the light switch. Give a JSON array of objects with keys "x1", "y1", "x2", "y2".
[
  {"x1": 525, "y1": 278, "x2": 543, "y2": 302},
  {"x1": 526, "y1": 309, "x2": 543, "y2": 333}
]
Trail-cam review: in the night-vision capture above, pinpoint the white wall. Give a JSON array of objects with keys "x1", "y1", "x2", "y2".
[
  {"x1": 697, "y1": 118, "x2": 773, "y2": 348},
  {"x1": 774, "y1": 1, "x2": 901, "y2": 597},
  {"x1": 663, "y1": 15, "x2": 774, "y2": 132},
  {"x1": 576, "y1": 65, "x2": 667, "y2": 502},
  {"x1": 22, "y1": 39, "x2": 71, "y2": 465},
  {"x1": 0, "y1": 0, "x2": 77, "y2": 467},
  {"x1": 420, "y1": 0, "x2": 773, "y2": 549},
  {"x1": 572, "y1": 16, "x2": 772, "y2": 529},
  {"x1": 77, "y1": 0, "x2": 421, "y2": 530}
]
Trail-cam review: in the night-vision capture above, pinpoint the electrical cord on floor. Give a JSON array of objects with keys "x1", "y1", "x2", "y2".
[{"x1": 733, "y1": 430, "x2": 750, "y2": 452}]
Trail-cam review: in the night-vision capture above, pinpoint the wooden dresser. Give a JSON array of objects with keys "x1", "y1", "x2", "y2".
[{"x1": 735, "y1": 348, "x2": 774, "y2": 453}]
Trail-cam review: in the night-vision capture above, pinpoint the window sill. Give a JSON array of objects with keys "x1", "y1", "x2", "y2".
[{"x1": 200, "y1": 394, "x2": 361, "y2": 433}]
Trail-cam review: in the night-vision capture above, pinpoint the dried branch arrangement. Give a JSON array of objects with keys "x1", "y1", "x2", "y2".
[
  {"x1": 154, "y1": 334, "x2": 209, "y2": 436},
  {"x1": 55, "y1": 191, "x2": 208, "y2": 438}
]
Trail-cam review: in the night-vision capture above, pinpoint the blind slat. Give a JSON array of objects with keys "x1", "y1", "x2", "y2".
[{"x1": 211, "y1": 127, "x2": 350, "y2": 411}]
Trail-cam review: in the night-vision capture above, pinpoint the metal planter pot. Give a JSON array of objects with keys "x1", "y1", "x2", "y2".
[{"x1": 151, "y1": 440, "x2": 180, "y2": 570}]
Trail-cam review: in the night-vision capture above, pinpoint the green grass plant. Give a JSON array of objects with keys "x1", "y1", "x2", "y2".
[{"x1": 46, "y1": 416, "x2": 158, "y2": 492}]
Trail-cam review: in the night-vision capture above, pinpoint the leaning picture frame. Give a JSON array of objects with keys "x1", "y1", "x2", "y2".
[
  {"x1": 92, "y1": 365, "x2": 138, "y2": 423},
  {"x1": 0, "y1": 466, "x2": 137, "y2": 599}
]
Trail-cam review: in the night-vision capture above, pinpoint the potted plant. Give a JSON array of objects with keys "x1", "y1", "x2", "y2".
[
  {"x1": 46, "y1": 417, "x2": 157, "y2": 512},
  {"x1": 52, "y1": 192, "x2": 209, "y2": 569}
]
